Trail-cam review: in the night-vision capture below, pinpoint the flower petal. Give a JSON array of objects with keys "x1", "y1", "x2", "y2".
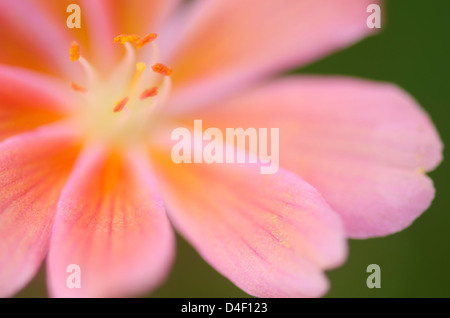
[
  {"x1": 0, "y1": 123, "x2": 81, "y2": 297},
  {"x1": 106, "y1": 0, "x2": 182, "y2": 35},
  {"x1": 0, "y1": 66, "x2": 74, "y2": 142},
  {"x1": 47, "y1": 146, "x2": 175, "y2": 297},
  {"x1": 28, "y1": 0, "x2": 181, "y2": 74},
  {"x1": 187, "y1": 77, "x2": 443, "y2": 238},
  {"x1": 32, "y1": 0, "x2": 118, "y2": 74},
  {"x1": 165, "y1": 0, "x2": 380, "y2": 113},
  {"x1": 150, "y1": 146, "x2": 347, "y2": 297},
  {"x1": 0, "y1": 0, "x2": 77, "y2": 77},
  {"x1": 86, "y1": 0, "x2": 182, "y2": 73}
]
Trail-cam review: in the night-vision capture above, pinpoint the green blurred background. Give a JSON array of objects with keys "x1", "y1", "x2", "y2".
[{"x1": 17, "y1": 0, "x2": 450, "y2": 298}]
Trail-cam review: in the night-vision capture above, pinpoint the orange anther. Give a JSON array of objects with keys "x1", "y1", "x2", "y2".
[
  {"x1": 113, "y1": 97, "x2": 129, "y2": 112},
  {"x1": 70, "y1": 81, "x2": 86, "y2": 92},
  {"x1": 114, "y1": 34, "x2": 141, "y2": 45},
  {"x1": 152, "y1": 63, "x2": 172, "y2": 76},
  {"x1": 136, "y1": 33, "x2": 157, "y2": 48},
  {"x1": 140, "y1": 87, "x2": 159, "y2": 100},
  {"x1": 69, "y1": 41, "x2": 80, "y2": 62}
]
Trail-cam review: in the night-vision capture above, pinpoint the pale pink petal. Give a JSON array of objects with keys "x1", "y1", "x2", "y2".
[
  {"x1": 27, "y1": 0, "x2": 182, "y2": 74},
  {"x1": 187, "y1": 77, "x2": 442, "y2": 238},
  {"x1": 85, "y1": 0, "x2": 182, "y2": 73},
  {"x1": 106, "y1": 0, "x2": 182, "y2": 35},
  {"x1": 165, "y1": 0, "x2": 381, "y2": 113},
  {"x1": 150, "y1": 147, "x2": 347, "y2": 297},
  {"x1": 75, "y1": 0, "x2": 118, "y2": 73},
  {"x1": 0, "y1": 65, "x2": 76, "y2": 142},
  {"x1": 23, "y1": 0, "x2": 117, "y2": 74},
  {"x1": 47, "y1": 146, "x2": 175, "y2": 297},
  {"x1": 0, "y1": 0, "x2": 78, "y2": 77},
  {"x1": 0, "y1": 123, "x2": 81, "y2": 297}
]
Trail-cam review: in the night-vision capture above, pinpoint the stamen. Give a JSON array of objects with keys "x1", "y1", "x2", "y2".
[
  {"x1": 116, "y1": 42, "x2": 136, "y2": 78},
  {"x1": 147, "y1": 76, "x2": 172, "y2": 116},
  {"x1": 152, "y1": 63, "x2": 173, "y2": 76},
  {"x1": 113, "y1": 97, "x2": 130, "y2": 113},
  {"x1": 150, "y1": 42, "x2": 160, "y2": 65},
  {"x1": 78, "y1": 57, "x2": 98, "y2": 87},
  {"x1": 140, "y1": 87, "x2": 158, "y2": 100},
  {"x1": 107, "y1": 41, "x2": 137, "y2": 96},
  {"x1": 114, "y1": 34, "x2": 141, "y2": 45},
  {"x1": 69, "y1": 41, "x2": 80, "y2": 62},
  {"x1": 137, "y1": 42, "x2": 161, "y2": 93},
  {"x1": 71, "y1": 81, "x2": 86, "y2": 93},
  {"x1": 159, "y1": 76, "x2": 172, "y2": 103},
  {"x1": 136, "y1": 33, "x2": 157, "y2": 48},
  {"x1": 69, "y1": 41, "x2": 98, "y2": 86}
]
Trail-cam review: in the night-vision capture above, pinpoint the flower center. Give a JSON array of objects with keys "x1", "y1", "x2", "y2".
[{"x1": 69, "y1": 33, "x2": 172, "y2": 149}]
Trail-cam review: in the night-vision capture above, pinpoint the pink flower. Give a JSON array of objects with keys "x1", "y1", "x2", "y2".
[{"x1": 0, "y1": 0, "x2": 442, "y2": 298}]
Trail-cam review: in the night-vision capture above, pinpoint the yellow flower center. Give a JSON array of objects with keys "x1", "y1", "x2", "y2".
[{"x1": 69, "y1": 34, "x2": 172, "y2": 149}]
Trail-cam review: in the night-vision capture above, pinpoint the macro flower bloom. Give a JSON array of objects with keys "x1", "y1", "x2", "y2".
[{"x1": 0, "y1": 0, "x2": 443, "y2": 298}]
